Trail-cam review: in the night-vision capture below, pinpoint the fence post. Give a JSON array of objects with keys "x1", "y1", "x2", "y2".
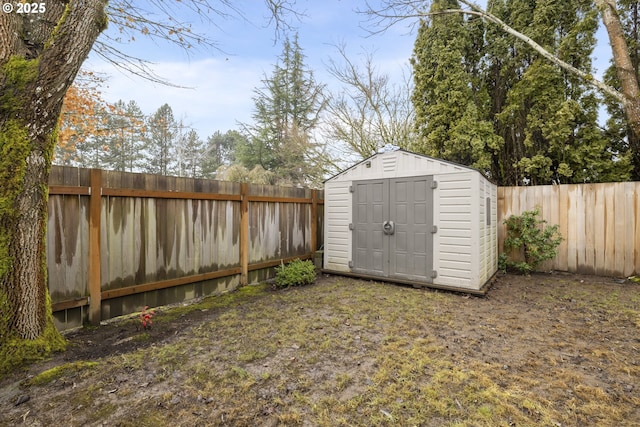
[
  {"x1": 311, "y1": 189, "x2": 318, "y2": 254},
  {"x1": 88, "y1": 168, "x2": 102, "y2": 325},
  {"x1": 240, "y1": 183, "x2": 249, "y2": 285}
]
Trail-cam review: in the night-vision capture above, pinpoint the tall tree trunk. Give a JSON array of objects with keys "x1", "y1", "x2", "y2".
[
  {"x1": 597, "y1": 0, "x2": 640, "y2": 179},
  {"x1": 0, "y1": 1, "x2": 108, "y2": 344}
]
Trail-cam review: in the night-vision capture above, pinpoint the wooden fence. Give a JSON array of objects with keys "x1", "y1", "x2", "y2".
[
  {"x1": 47, "y1": 166, "x2": 324, "y2": 330},
  {"x1": 498, "y1": 182, "x2": 640, "y2": 277}
]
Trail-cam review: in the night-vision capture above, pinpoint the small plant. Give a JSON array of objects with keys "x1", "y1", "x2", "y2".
[
  {"x1": 503, "y1": 208, "x2": 563, "y2": 274},
  {"x1": 274, "y1": 259, "x2": 316, "y2": 288},
  {"x1": 139, "y1": 306, "x2": 155, "y2": 330}
]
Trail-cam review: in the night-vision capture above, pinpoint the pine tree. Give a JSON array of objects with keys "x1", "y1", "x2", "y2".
[
  {"x1": 176, "y1": 128, "x2": 204, "y2": 178},
  {"x1": 240, "y1": 34, "x2": 326, "y2": 185},
  {"x1": 100, "y1": 100, "x2": 147, "y2": 172},
  {"x1": 145, "y1": 103, "x2": 177, "y2": 175}
]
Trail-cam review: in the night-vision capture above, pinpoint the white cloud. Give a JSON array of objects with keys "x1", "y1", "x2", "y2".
[{"x1": 86, "y1": 55, "x2": 272, "y2": 138}]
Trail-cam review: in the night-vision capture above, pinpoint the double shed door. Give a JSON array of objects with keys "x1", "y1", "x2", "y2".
[{"x1": 351, "y1": 176, "x2": 434, "y2": 282}]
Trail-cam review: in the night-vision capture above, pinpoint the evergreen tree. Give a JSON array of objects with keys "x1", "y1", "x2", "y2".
[
  {"x1": 410, "y1": 0, "x2": 627, "y2": 184},
  {"x1": 202, "y1": 130, "x2": 243, "y2": 178},
  {"x1": 240, "y1": 34, "x2": 326, "y2": 185},
  {"x1": 145, "y1": 103, "x2": 177, "y2": 175},
  {"x1": 410, "y1": 0, "x2": 503, "y2": 176},
  {"x1": 73, "y1": 102, "x2": 110, "y2": 169},
  {"x1": 489, "y1": 0, "x2": 625, "y2": 184},
  {"x1": 101, "y1": 100, "x2": 147, "y2": 172},
  {"x1": 177, "y1": 128, "x2": 205, "y2": 178}
]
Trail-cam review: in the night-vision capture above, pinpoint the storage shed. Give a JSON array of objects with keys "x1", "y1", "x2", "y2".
[{"x1": 323, "y1": 149, "x2": 497, "y2": 293}]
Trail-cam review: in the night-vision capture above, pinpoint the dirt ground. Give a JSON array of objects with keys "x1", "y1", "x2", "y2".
[{"x1": 1, "y1": 272, "x2": 639, "y2": 426}]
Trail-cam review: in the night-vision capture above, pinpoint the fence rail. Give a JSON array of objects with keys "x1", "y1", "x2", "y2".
[
  {"x1": 47, "y1": 166, "x2": 324, "y2": 330},
  {"x1": 498, "y1": 182, "x2": 640, "y2": 277}
]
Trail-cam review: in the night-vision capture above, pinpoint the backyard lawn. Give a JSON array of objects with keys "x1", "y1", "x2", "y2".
[{"x1": 1, "y1": 272, "x2": 639, "y2": 426}]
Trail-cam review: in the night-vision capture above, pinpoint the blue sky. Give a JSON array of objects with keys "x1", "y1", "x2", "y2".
[
  {"x1": 85, "y1": 0, "x2": 416, "y2": 139},
  {"x1": 85, "y1": 0, "x2": 612, "y2": 140}
]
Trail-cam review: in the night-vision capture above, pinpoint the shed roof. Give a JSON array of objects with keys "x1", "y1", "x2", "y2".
[{"x1": 325, "y1": 149, "x2": 481, "y2": 183}]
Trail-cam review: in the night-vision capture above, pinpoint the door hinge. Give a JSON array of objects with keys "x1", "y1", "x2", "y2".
[
  {"x1": 348, "y1": 260, "x2": 354, "y2": 268},
  {"x1": 349, "y1": 223, "x2": 354, "y2": 230},
  {"x1": 431, "y1": 180, "x2": 438, "y2": 189},
  {"x1": 431, "y1": 270, "x2": 438, "y2": 279},
  {"x1": 431, "y1": 225, "x2": 438, "y2": 234},
  {"x1": 349, "y1": 185, "x2": 354, "y2": 193}
]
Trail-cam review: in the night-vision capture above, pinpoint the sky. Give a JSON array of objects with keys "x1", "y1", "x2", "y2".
[
  {"x1": 84, "y1": 0, "x2": 613, "y2": 141},
  {"x1": 85, "y1": 0, "x2": 417, "y2": 140}
]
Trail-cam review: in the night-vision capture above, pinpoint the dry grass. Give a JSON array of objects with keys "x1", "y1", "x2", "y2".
[{"x1": 1, "y1": 273, "x2": 639, "y2": 426}]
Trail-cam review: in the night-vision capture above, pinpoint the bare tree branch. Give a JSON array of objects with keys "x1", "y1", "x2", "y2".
[
  {"x1": 324, "y1": 42, "x2": 414, "y2": 160},
  {"x1": 96, "y1": 0, "x2": 303, "y2": 85},
  {"x1": 92, "y1": 41, "x2": 192, "y2": 88}
]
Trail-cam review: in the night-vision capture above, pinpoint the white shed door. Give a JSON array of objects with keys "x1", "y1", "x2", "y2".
[{"x1": 352, "y1": 176, "x2": 434, "y2": 282}]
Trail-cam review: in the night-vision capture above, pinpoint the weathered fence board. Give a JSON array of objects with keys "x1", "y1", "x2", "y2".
[
  {"x1": 498, "y1": 182, "x2": 640, "y2": 277},
  {"x1": 47, "y1": 166, "x2": 324, "y2": 330}
]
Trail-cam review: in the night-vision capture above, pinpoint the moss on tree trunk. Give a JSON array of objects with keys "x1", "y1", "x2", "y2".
[
  {"x1": 0, "y1": 59, "x2": 66, "y2": 375},
  {"x1": 0, "y1": 1, "x2": 109, "y2": 376}
]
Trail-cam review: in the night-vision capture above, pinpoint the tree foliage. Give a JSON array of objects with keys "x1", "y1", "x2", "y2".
[
  {"x1": 409, "y1": 0, "x2": 630, "y2": 185},
  {"x1": 502, "y1": 208, "x2": 563, "y2": 274},
  {"x1": 56, "y1": 71, "x2": 109, "y2": 166},
  {"x1": 176, "y1": 129, "x2": 205, "y2": 178},
  {"x1": 411, "y1": 0, "x2": 502, "y2": 175},
  {"x1": 201, "y1": 130, "x2": 243, "y2": 178},
  {"x1": 239, "y1": 34, "x2": 327, "y2": 186},
  {"x1": 145, "y1": 103, "x2": 177, "y2": 176},
  {"x1": 367, "y1": 0, "x2": 640, "y2": 184},
  {"x1": 100, "y1": 100, "x2": 147, "y2": 172},
  {"x1": 489, "y1": 0, "x2": 626, "y2": 185}
]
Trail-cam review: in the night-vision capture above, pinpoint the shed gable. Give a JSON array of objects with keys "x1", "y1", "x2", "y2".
[{"x1": 327, "y1": 150, "x2": 471, "y2": 183}]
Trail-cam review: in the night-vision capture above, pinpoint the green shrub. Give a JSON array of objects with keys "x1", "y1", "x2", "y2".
[
  {"x1": 503, "y1": 208, "x2": 563, "y2": 275},
  {"x1": 497, "y1": 253, "x2": 509, "y2": 273},
  {"x1": 275, "y1": 259, "x2": 316, "y2": 288}
]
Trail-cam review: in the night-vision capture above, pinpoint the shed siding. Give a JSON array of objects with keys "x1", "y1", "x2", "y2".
[
  {"x1": 324, "y1": 181, "x2": 351, "y2": 271},
  {"x1": 434, "y1": 172, "x2": 474, "y2": 288},
  {"x1": 479, "y1": 178, "x2": 498, "y2": 284}
]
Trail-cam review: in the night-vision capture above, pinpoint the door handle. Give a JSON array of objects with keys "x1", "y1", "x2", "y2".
[{"x1": 383, "y1": 220, "x2": 395, "y2": 235}]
